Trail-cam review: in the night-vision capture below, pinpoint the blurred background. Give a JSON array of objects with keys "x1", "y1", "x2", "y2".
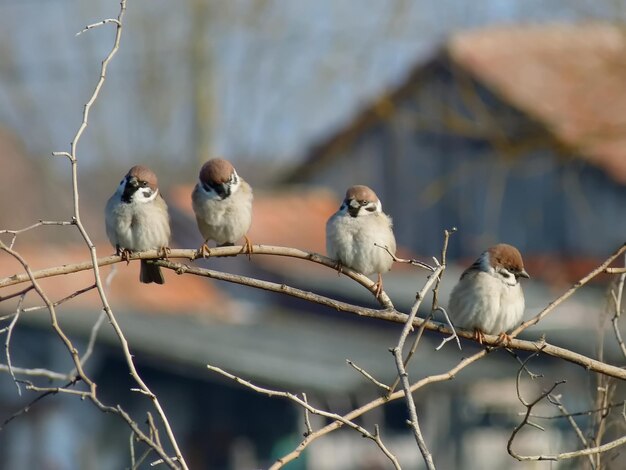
[{"x1": 1, "y1": 0, "x2": 626, "y2": 468}]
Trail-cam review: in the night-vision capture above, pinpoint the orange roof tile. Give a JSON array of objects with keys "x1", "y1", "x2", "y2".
[
  {"x1": 169, "y1": 185, "x2": 339, "y2": 253},
  {"x1": 0, "y1": 244, "x2": 230, "y2": 316},
  {"x1": 449, "y1": 23, "x2": 626, "y2": 183},
  {"x1": 168, "y1": 185, "x2": 416, "y2": 276},
  {"x1": 168, "y1": 185, "x2": 340, "y2": 274}
]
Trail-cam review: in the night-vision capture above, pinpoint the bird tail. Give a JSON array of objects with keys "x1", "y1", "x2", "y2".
[{"x1": 140, "y1": 260, "x2": 165, "y2": 284}]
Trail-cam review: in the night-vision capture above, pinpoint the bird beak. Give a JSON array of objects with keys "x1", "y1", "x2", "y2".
[
  {"x1": 213, "y1": 182, "x2": 231, "y2": 199},
  {"x1": 518, "y1": 269, "x2": 530, "y2": 279},
  {"x1": 347, "y1": 200, "x2": 360, "y2": 217}
]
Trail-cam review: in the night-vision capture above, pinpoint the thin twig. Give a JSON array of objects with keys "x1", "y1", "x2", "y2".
[
  {"x1": 4, "y1": 294, "x2": 25, "y2": 395},
  {"x1": 0, "y1": 364, "x2": 69, "y2": 380},
  {"x1": 75, "y1": 267, "x2": 115, "y2": 371},
  {"x1": 610, "y1": 253, "x2": 626, "y2": 360},
  {"x1": 207, "y1": 364, "x2": 401, "y2": 469},
  {"x1": 272, "y1": 348, "x2": 490, "y2": 468},
  {"x1": 548, "y1": 394, "x2": 596, "y2": 469},
  {"x1": 0, "y1": 221, "x2": 73, "y2": 249},
  {"x1": 434, "y1": 306, "x2": 461, "y2": 351},
  {"x1": 0, "y1": 1, "x2": 183, "y2": 466},
  {"x1": 51, "y1": 0, "x2": 187, "y2": 464},
  {"x1": 346, "y1": 359, "x2": 390, "y2": 391},
  {"x1": 508, "y1": 354, "x2": 566, "y2": 459},
  {"x1": 0, "y1": 378, "x2": 79, "y2": 430},
  {"x1": 160, "y1": 257, "x2": 626, "y2": 380},
  {"x1": 375, "y1": 243, "x2": 435, "y2": 272},
  {"x1": 22, "y1": 283, "x2": 97, "y2": 313},
  {"x1": 390, "y1": 266, "x2": 444, "y2": 470},
  {"x1": 302, "y1": 393, "x2": 313, "y2": 436},
  {"x1": 526, "y1": 401, "x2": 626, "y2": 420},
  {"x1": 76, "y1": 18, "x2": 121, "y2": 36},
  {"x1": 387, "y1": 312, "x2": 431, "y2": 396},
  {"x1": 2, "y1": 245, "x2": 624, "y2": 378},
  {"x1": 513, "y1": 243, "x2": 626, "y2": 337},
  {"x1": 0, "y1": 285, "x2": 34, "y2": 302}
]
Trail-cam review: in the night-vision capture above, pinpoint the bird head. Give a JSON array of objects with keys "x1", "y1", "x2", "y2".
[
  {"x1": 120, "y1": 165, "x2": 159, "y2": 203},
  {"x1": 339, "y1": 185, "x2": 382, "y2": 218},
  {"x1": 198, "y1": 158, "x2": 240, "y2": 200}
]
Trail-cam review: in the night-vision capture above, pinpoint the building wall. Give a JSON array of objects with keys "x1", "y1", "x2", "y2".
[{"x1": 303, "y1": 60, "x2": 626, "y2": 260}]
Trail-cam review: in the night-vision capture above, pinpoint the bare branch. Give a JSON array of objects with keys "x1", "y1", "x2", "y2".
[
  {"x1": 4, "y1": 294, "x2": 24, "y2": 395},
  {"x1": 76, "y1": 18, "x2": 121, "y2": 36},
  {"x1": 548, "y1": 393, "x2": 596, "y2": 469},
  {"x1": 0, "y1": 378, "x2": 79, "y2": 431},
  {"x1": 273, "y1": 348, "x2": 490, "y2": 467},
  {"x1": 0, "y1": 285, "x2": 33, "y2": 302},
  {"x1": 3, "y1": 245, "x2": 623, "y2": 379},
  {"x1": 375, "y1": 243, "x2": 435, "y2": 272},
  {"x1": 302, "y1": 393, "x2": 313, "y2": 437},
  {"x1": 346, "y1": 359, "x2": 390, "y2": 392},
  {"x1": 609, "y1": 253, "x2": 626, "y2": 360},
  {"x1": 0, "y1": 365, "x2": 68, "y2": 380},
  {"x1": 207, "y1": 364, "x2": 401, "y2": 469},
  {"x1": 513, "y1": 243, "x2": 626, "y2": 336},
  {"x1": 433, "y1": 306, "x2": 461, "y2": 351},
  {"x1": 390, "y1": 265, "x2": 444, "y2": 470},
  {"x1": 0, "y1": 246, "x2": 393, "y2": 308}
]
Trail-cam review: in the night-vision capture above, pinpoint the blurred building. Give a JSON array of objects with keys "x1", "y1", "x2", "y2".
[
  {"x1": 1, "y1": 179, "x2": 624, "y2": 469},
  {"x1": 2, "y1": 20, "x2": 626, "y2": 470},
  {"x1": 284, "y1": 23, "x2": 626, "y2": 264}
]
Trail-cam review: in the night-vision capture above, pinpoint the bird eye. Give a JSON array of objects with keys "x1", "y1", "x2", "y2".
[
  {"x1": 141, "y1": 181, "x2": 148, "y2": 187},
  {"x1": 501, "y1": 269, "x2": 514, "y2": 279}
]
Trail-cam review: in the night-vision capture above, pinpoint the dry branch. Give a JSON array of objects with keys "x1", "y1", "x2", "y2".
[{"x1": 2, "y1": 246, "x2": 626, "y2": 380}]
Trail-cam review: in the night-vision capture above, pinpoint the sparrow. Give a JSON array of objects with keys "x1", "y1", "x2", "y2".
[
  {"x1": 105, "y1": 165, "x2": 171, "y2": 284},
  {"x1": 326, "y1": 185, "x2": 396, "y2": 298},
  {"x1": 191, "y1": 158, "x2": 253, "y2": 256},
  {"x1": 448, "y1": 243, "x2": 530, "y2": 344}
]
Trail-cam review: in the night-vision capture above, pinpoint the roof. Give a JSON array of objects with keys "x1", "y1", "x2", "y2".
[
  {"x1": 168, "y1": 184, "x2": 341, "y2": 275},
  {"x1": 0, "y1": 245, "x2": 230, "y2": 316},
  {"x1": 285, "y1": 22, "x2": 626, "y2": 185},
  {"x1": 449, "y1": 23, "x2": 626, "y2": 184},
  {"x1": 169, "y1": 184, "x2": 417, "y2": 278}
]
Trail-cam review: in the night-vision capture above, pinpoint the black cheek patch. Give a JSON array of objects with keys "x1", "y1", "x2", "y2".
[
  {"x1": 365, "y1": 206, "x2": 376, "y2": 212},
  {"x1": 348, "y1": 207, "x2": 360, "y2": 217},
  {"x1": 121, "y1": 184, "x2": 138, "y2": 203}
]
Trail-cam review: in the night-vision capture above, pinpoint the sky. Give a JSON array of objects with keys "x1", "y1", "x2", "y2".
[{"x1": 0, "y1": 0, "x2": 624, "y2": 174}]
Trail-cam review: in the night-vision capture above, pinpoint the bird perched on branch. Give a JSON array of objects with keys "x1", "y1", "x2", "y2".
[
  {"x1": 448, "y1": 243, "x2": 529, "y2": 344},
  {"x1": 326, "y1": 185, "x2": 396, "y2": 298},
  {"x1": 191, "y1": 158, "x2": 253, "y2": 257},
  {"x1": 105, "y1": 165, "x2": 171, "y2": 284}
]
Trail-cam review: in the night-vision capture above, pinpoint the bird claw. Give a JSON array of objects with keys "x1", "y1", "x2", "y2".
[
  {"x1": 241, "y1": 235, "x2": 253, "y2": 260},
  {"x1": 198, "y1": 243, "x2": 211, "y2": 258},
  {"x1": 473, "y1": 328, "x2": 486, "y2": 345},
  {"x1": 159, "y1": 246, "x2": 171, "y2": 259},
  {"x1": 118, "y1": 247, "x2": 132, "y2": 265},
  {"x1": 373, "y1": 273, "x2": 384, "y2": 300},
  {"x1": 334, "y1": 261, "x2": 343, "y2": 277},
  {"x1": 496, "y1": 332, "x2": 513, "y2": 346},
  {"x1": 373, "y1": 282, "x2": 383, "y2": 299}
]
